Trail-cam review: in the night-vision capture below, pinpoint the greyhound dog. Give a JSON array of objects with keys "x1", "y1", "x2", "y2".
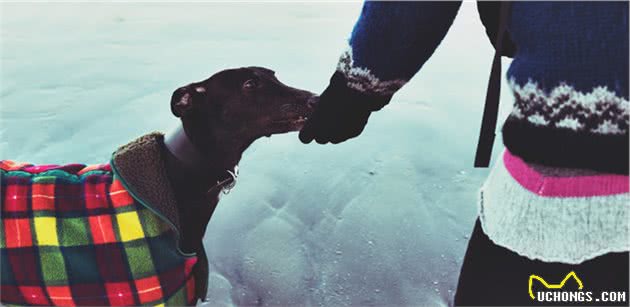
[
  {"x1": 0, "y1": 67, "x2": 316, "y2": 306},
  {"x1": 166, "y1": 66, "x2": 316, "y2": 253},
  {"x1": 163, "y1": 66, "x2": 316, "y2": 300}
]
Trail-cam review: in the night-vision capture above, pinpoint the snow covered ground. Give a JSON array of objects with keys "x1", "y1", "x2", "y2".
[{"x1": 1, "y1": 1, "x2": 514, "y2": 306}]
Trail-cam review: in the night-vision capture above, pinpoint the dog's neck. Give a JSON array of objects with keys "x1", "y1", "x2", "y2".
[
  {"x1": 162, "y1": 123, "x2": 247, "y2": 253},
  {"x1": 164, "y1": 125, "x2": 226, "y2": 176},
  {"x1": 164, "y1": 124, "x2": 241, "y2": 177},
  {"x1": 164, "y1": 125, "x2": 210, "y2": 171}
]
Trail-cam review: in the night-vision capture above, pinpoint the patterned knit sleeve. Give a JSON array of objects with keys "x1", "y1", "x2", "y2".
[{"x1": 333, "y1": 1, "x2": 462, "y2": 101}]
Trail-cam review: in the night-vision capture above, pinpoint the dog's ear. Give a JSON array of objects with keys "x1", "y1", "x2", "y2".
[{"x1": 171, "y1": 86, "x2": 207, "y2": 117}]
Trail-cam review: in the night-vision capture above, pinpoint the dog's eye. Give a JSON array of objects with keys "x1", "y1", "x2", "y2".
[{"x1": 243, "y1": 79, "x2": 258, "y2": 90}]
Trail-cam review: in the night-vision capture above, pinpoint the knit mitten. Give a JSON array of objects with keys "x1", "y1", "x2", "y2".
[{"x1": 299, "y1": 71, "x2": 392, "y2": 144}]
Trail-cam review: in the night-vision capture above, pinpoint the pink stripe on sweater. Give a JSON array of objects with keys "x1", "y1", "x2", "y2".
[{"x1": 503, "y1": 151, "x2": 629, "y2": 197}]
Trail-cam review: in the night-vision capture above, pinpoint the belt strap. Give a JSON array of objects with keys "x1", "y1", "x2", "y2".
[{"x1": 474, "y1": 1, "x2": 512, "y2": 167}]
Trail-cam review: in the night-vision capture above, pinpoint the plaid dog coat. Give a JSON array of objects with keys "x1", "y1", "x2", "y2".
[{"x1": 1, "y1": 133, "x2": 204, "y2": 306}]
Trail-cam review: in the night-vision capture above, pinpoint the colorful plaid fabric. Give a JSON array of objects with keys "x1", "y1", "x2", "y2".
[{"x1": 1, "y1": 160, "x2": 198, "y2": 306}]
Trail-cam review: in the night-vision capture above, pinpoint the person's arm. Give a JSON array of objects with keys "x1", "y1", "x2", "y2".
[{"x1": 300, "y1": 1, "x2": 463, "y2": 144}]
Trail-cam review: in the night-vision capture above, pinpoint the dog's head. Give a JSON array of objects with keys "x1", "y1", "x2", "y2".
[{"x1": 171, "y1": 67, "x2": 317, "y2": 142}]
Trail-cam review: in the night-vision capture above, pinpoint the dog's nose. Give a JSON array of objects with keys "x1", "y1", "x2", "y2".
[{"x1": 307, "y1": 96, "x2": 319, "y2": 109}]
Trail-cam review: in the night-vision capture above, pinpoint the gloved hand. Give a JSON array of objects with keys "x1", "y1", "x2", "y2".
[{"x1": 299, "y1": 72, "x2": 392, "y2": 144}]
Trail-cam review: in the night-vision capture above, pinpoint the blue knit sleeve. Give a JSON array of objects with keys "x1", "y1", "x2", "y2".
[{"x1": 336, "y1": 1, "x2": 462, "y2": 97}]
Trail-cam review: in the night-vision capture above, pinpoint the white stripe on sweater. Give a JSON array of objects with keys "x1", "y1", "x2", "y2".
[
  {"x1": 336, "y1": 45, "x2": 407, "y2": 96},
  {"x1": 478, "y1": 152, "x2": 630, "y2": 264}
]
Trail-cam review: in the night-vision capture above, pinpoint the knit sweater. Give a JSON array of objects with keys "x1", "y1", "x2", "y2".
[
  {"x1": 479, "y1": 150, "x2": 629, "y2": 264},
  {"x1": 332, "y1": 1, "x2": 629, "y2": 174}
]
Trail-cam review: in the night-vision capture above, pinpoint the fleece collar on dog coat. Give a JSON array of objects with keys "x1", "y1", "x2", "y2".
[{"x1": 1, "y1": 133, "x2": 204, "y2": 306}]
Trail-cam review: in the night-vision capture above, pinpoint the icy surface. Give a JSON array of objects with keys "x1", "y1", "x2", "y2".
[{"x1": 1, "y1": 2, "x2": 513, "y2": 306}]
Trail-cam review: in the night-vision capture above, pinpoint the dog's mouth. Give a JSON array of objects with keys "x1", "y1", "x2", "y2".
[
  {"x1": 263, "y1": 95, "x2": 317, "y2": 137},
  {"x1": 272, "y1": 115, "x2": 308, "y2": 125},
  {"x1": 269, "y1": 115, "x2": 309, "y2": 133}
]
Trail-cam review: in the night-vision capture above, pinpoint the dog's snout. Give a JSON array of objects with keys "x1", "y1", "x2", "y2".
[
  {"x1": 293, "y1": 89, "x2": 317, "y2": 108},
  {"x1": 307, "y1": 95, "x2": 319, "y2": 109}
]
